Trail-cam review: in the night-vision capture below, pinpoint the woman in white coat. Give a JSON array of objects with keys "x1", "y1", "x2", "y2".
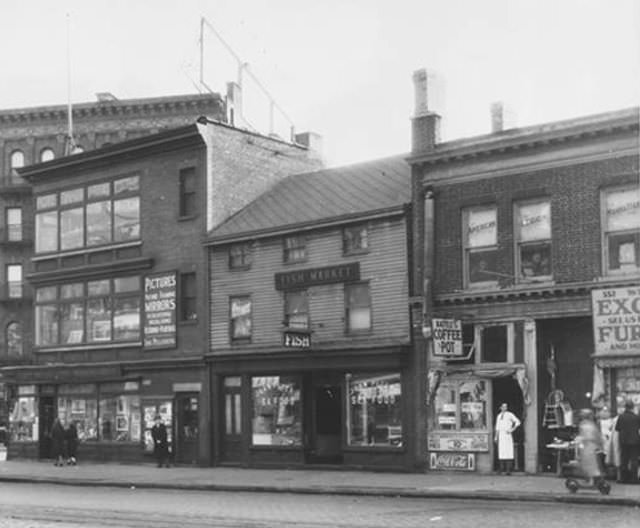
[{"x1": 494, "y1": 402, "x2": 521, "y2": 475}]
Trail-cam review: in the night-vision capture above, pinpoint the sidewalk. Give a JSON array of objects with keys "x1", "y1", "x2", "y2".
[{"x1": 1, "y1": 459, "x2": 639, "y2": 507}]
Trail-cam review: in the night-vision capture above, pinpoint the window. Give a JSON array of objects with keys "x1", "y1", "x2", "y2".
[
  {"x1": 283, "y1": 235, "x2": 306, "y2": 263},
  {"x1": 57, "y1": 385, "x2": 98, "y2": 441},
  {"x1": 463, "y1": 206, "x2": 498, "y2": 287},
  {"x1": 284, "y1": 290, "x2": 309, "y2": 329},
  {"x1": 35, "y1": 175, "x2": 140, "y2": 254},
  {"x1": 99, "y1": 392, "x2": 141, "y2": 442},
  {"x1": 180, "y1": 272, "x2": 197, "y2": 321},
  {"x1": 40, "y1": 148, "x2": 55, "y2": 162},
  {"x1": 35, "y1": 276, "x2": 141, "y2": 347},
  {"x1": 345, "y1": 282, "x2": 371, "y2": 332},
  {"x1": 252, "y1": 376, "x2": 302, "y2": 446},
  {"x1": 602, "y1": 186, "x2": 640, "y2": 274},
  {"x1": 6, "y1": 264, "x2": 22, "y2": 298},
  {"x1": 432, "y1": 379, "x2": 488, "y2": 431},
  {"x1": 9, "y1": 386, "x2": 37, "y2": 442},
  {"x1": 6, "y1": 321, "x2": 22, "y2": 357},
  {"x1": 229, "y1": 243, "x2": 252, "y2": 269},
  {"x1": 10, "y1": 150, "x2": 24, "y2": 171},
  {"x1": 346, "y1": 372, "x2": 402, "y2": 447},
  {"x1": 516, "y1": 200, "x2": 552, "y2": 281},
  {"x1": 6, "y1": 207, "x2": 22, "y2": 241},
  {"x1": 179, "y1": 167, "x2": 197, "y2": 217},
  {"x1": 343, "y1": 225, "x2": 369, "y2": 254},
  {"x1": 230, "y1": 296, "x2": 252, "y2": 341}
]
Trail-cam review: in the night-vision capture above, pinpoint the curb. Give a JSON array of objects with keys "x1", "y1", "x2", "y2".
[{"x1": 1, "y1": 475, "x2": 639, "y2": 508}]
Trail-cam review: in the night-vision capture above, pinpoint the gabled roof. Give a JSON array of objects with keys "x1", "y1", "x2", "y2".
[{"x1": 207, "y1": 154, "x2": 411, "y2": 244}]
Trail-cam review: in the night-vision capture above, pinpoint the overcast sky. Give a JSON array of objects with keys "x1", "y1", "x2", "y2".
[{"x1": 1, "y1": 0, "x2": 639, "y2": 166}]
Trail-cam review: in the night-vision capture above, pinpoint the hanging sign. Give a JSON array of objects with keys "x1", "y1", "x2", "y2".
[
  {"x1": 432, "y1": 318, "x2": 463, "y2": 357},
  {"x1": 592, "y1": 286, "x2": 640, "y2": 356},
  {"x1": 283, "y1": 330, "x2": 311, "y2": 348},
  {"x1": 143, "y1": 271, "x2": 177, "y2": 349}
]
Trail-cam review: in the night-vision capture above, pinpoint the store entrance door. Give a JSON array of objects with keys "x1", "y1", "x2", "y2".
[
  {"x1": 175, "y1": 393, "x2": 199, "y2": 465},
  {"x1": 38, "y1": 396, "x2": 55, "y2": 459},
  {"x1": 492, "y1": 377, "x2": 525, "y2": 472},
  {"x1": 306, "y1": 374, "x2": 343, "y2": 464},
  {"x1": 220, "y1": 376, "x2": 243, "y2": 464}
]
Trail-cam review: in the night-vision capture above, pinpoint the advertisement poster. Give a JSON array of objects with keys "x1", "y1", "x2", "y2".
[
  {"x1": 592, "y1": 286, "x2": 640, "y2": 356},
  {"x1": 143, "y1": 272, "x2": 177, "y2": 349}
]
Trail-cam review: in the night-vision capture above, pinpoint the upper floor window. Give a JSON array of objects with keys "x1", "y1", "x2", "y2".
[
  {"x1": 6, "y1": 264, "x2": 22, "y2": 298},
  {"x1": 6, "y1": 207, "x2": 22, "y2": 242},
  {"x1": 343, "y1": 225, "x2": 369, "y2": 255},
  {"x1": 230, "y1": 296, "x2": 252, "y2": 341},
  {"x1": 6, "y1": 321, "x2": 23, "y2": 357},
  {"x1": 463, "y1": 206, "x2": 498, "y2": 288},
  {"x1": 179, "y1": 167, "x2": 197, "y2": 217},
  {"x1": 40, "y1": 148, "x2": 55, "y2": 162},
  {"x1": 515, "y1": 200, "x2": 552, "y2": 282},
  {"x1": 283, "y1": 235, "x2": 306, "y2": 263},
  {"x1": 10, "y1": 150, "x2": 24, "y2": 171},
  {"x1": 180, "y1": 272, "x2": 197, "y2": 321},
  {"x1": 35, "y1": 175, "x2": 140, "y2": 254},
  {"x1": 345, "y1": 282, "x2": 371, "y2": 333},
  {"x1": 284, "y1": 290, "x2": 309, "y2": 329},
  {"x1": 602, "y1": 186, "x2": 640, "y2": 275},
  {"x1": 35, "y1": 276, "x2": 141, "y2": 347},
  {"x1": 229, "y1": 243, "x2": 252, "y2": 269}
]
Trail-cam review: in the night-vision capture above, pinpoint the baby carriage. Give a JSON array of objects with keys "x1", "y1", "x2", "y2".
[{"x1": 562, "y1": 440, "x2": 611, "y2": 495}]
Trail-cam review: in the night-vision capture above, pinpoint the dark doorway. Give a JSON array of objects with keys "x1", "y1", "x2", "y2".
[
  {"x1": 307, "y1": 383, "x2": 343, "y2": 464},
  {"x1": 38, "y1": 396, "x2": 55, "y2": 459},
  {"x1": 492, "y1": 377, "x2": 525, "y2": 472},
  {"x1": 220, "y1": 376, "x2": 242, "y2": 464},
  {"x1": 175, "y1": 393, "x2": 199, "y2": 465}
]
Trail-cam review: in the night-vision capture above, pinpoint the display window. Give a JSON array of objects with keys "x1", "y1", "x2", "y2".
[
  {"x1": 251, "y1": 376, "x2": 302, "y2": 446},
  {"x1": 9, "y1": 386, "x2": 37, "y2": 442},
  {"x1": 98, "y1": 384, "x2": 141, "y2": 443},
  {"x1": 57, "y1": 384, "x2": 98, "y2": 441},
  {"x1": 432, "y1": 379, "x2": 489, "y2": 431},
  {"x1": 142, "y1": 400, "x2": 173, "y2": 452},
  {"x1": 615, "y1": 367, "x2": 640, "y2": 414},
  {"x1": 346, "y1": 372, "x2": 403, "y2": 447}
]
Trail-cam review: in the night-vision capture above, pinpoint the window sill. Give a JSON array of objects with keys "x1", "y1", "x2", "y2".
[
  {"x1": 343, "y1": 444, "x2": 405, "y2": 452},
  {"x1": 178, "y1": 214, "x2": 198, "y2": 222},
  {"x1": 229, "y1": 265, "x2": 252, "y2": 272},
  {"x1": 250, "y1": 444, "x2": 302, "y2": 451},
  {"x1": 282, "y1": 259, "x2": 308, "y2": 266},
  {"x1": 343, "y1": 249, "x2": 370, "y2": 257},
  {"x1": 598, "y1": 270, "x2": 640, "y2": 281},
  {"x1": 35, "y1": 341, "x2": 143, "y2": 353},
  {"x1": 178, "y1": 319, "x2": 198, "y2": 326}
]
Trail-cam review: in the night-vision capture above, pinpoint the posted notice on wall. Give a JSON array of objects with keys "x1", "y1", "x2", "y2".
[
  {"x1": 592, "y1": 286, "x2": 640, "y2": 356},
  {"x1": 143, "y1": 271, "x2": 177, "y2": 349},
  {"x1": 432, "y1": 318, "x2": 463, "y2": 357}
]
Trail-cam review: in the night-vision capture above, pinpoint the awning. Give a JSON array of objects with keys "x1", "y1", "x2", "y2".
[{"x1": 593, "y1": 354, "x2": 640, "y2": 369}]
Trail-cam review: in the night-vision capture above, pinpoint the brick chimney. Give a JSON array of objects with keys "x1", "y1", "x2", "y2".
[
  {"x1": 294, "y1": 131, "x2": 323, "y2": 160},
  {"x1": 490, "y1": 101, "x2": 517, "y2": 132},
  {"x1": 226, "y1": 81, "x2": 243, "y2": 127},
  {"x1": 411, "y1": 69, "x2": 441, "y2": 153}
]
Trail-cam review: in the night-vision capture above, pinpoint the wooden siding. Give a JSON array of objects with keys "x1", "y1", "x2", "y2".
[{"x1": 209, "y1": 216, "x2": 410, "y2": 350}]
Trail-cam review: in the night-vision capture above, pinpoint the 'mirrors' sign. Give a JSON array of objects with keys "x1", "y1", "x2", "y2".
[{"x1": 143, "y1": 271, "x2": 177, "y2": 349}]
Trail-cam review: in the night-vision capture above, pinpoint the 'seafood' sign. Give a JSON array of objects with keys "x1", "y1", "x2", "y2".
[
  {"x1": 432, "y1": 318, "x2": 463, "y2": 357},
  {"x1": 592, "y1": 286, "x2": 640, "y2": 356}
]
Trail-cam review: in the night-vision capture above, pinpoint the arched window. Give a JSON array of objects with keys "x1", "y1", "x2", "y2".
[
  {"x1": 7, "y1": 321, "x2": 22, "y2": 357},
  {"x1": 10, "y1": 150, "x2": 25, "y2": 170},
  {"x1": 40, "y1": 148, "x2": 55, "y2": 162}
]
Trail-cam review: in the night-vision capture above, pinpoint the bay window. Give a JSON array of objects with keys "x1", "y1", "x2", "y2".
[
  {"x1": 516, "y1": 200, "x2": 552, "y2": 281},
  {"x1": 463, "y1": 206, "x2": 498, "y2": 287},
  {"x1": 602, "y1": 186, "x2": 640, "y2": 274}
]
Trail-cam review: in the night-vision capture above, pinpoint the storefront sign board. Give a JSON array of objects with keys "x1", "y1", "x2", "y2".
[
  {"x1": 143, "y1": 271, "x2": 177, "y2": 349},
  {"x1": 283, "y1": 330, "x2": 311, "y2": 348},
  {"x1": 430, "y1": 452, "x2": 475, "y2": 471},
  {"x1": 274, "y1": 263, "x2": 359, "y2": 291},
  {"x1": 431, "y1": 318, "x2": 463, "y2": 357},
  {"x1": 592, "y1": 286, "x2": 640, "y2": 356},
  {"x1": 428, "y1": 432, "x2": 490, "y2": 452}
]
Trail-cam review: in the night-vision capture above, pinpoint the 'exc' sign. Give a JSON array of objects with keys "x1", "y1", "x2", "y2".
[{"x1": 592, "y1": 287, "x2": 640, "y2": 356}]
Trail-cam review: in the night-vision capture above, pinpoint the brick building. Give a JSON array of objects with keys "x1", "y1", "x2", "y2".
[
  {"x1": 1, "y1": 118, "x2": 320, "y2": 464},
  {"x1": 410, "y1": 70, "x2": 639, "y2": 474},
  {"x1": 205, "y1": 156, "x2": 420, "y2": 470}
]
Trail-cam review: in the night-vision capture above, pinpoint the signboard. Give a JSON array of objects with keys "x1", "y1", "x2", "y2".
[
  {"x1": 428, "y1": 432, "x2": 490, "y2": 452},
  {"x1": 592, "y1": 286, "x2": 640, "y2": 356},
  {"x1": 283, "y1": 330, "x2": 311, "y2": 348},
  {"x1": 143, "y1": 272, "x2": 177, "y2": 349},
  {"x1": 429, "y1": 452, "x2": 476, "y2": 471},
  {"x1": 432, "y1": 318, "x2": 463, "y2": 357},
  {"x1": 275, "y1": 263, "x2": 359, "y2": 291}
]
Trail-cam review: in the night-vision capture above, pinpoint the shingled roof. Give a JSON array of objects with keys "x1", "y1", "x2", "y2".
[{"x1": 207, "y1": 154, "x2": 411, "y2": 243}]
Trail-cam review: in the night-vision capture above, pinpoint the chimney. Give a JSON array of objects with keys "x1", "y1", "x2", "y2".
[
  {"x1": 226, "y1": 81, "x2": 243, "y2": 127},
  {"x1": 295, "y1": 131, "x2": 323, "y2": 161},
  {"x1": 411, "y1": 68, "x2": 441, "y2": 153},
  {"x1": 490, "y1": 101, "x2": 516, "y2": 132}
]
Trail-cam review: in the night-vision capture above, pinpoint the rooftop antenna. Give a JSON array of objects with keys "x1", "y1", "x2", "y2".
[{"x1": 64, "y1": 13, "x2": 77, "y2": 156}]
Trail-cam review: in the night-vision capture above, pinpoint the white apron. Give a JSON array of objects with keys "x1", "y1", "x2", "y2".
[{"x1": 495, "y1": 411, "x2": 521, "y2": 460}]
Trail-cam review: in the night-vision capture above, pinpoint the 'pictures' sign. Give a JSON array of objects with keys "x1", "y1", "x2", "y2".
[
  {"x1": 592, "y1": 287, "x2": 640, "y2": 356},
  {"x1": 432, "y1": 318, "x2": 463, "y2": 357},
  {"x1": 143, "y1": 272, "x2": 177, "y2": 349}
]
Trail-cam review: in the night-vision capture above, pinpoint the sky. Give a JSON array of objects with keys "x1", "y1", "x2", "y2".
[{"x1": 0, "y1": 0, "x2": 639, "y2": 167}]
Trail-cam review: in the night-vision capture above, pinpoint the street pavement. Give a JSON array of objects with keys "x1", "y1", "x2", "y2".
[{"x1": 0, "y1": 459, "x2": 639, "y2": 508}]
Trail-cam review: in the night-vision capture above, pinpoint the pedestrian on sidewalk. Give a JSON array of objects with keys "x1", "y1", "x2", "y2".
[
  {"x1": 615, "y1": 400, "x2": 640, "y2": 483},
  {"x1": 494, "y1": 402, "x2": 521, "y2": 475},
  {"x1": 575, "y1": 408, "x2": 603, "y2": 486},
  {"x1": 65, "y1": 420, "x2": 78, "y2": 466},
  {"x1": 51, "y1": 418, "x2": 66, "y2": 467},
  {"x1": 151, "y1": 415, "x2": 170, "y2": 468}
]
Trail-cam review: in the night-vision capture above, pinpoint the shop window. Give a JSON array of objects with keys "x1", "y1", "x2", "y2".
[
  {"x1": 230, "y1": 296, "x2": 252, "y2": 341},
  {"x1": 6, "y1": 264, "x2": 22, "y2": 298},
  {"x1": 283, "y1": 235, "x2": 306, "y2": 263},
  {"x1": 346, "y1": 372, "x2": 402, "y2": 447},
  {"x1": 251, "y1": 376, "x2": 302, "y2": 446},
  {"x1": 432, "y1": 379, "x2": 489, "y2": 431},
  {"x1": 515, "y1": 200, "x2": 552, "y2": 281},
  {"x1": 463, "y1": 206, "x2": 499, "y2": 288},
  {"x1": 179, "y1": 167, "x2": 197, "y2": 217},
  {"x1": 57, "y1": 385, "x2": 98, "y2": 441},
  {"x1": 9, "y1": 386, "x2": 37, "y2": 442},
  {"x1": 345, "y1": 282, "x2": 371, "y2": 333},
  {"x1": 180, "y1": 272, "x2": 197, "y2": 321},
  {"x1": 284, "y1": 290, "x2": 309, "y2": 329},
  {"x1": 99, "y1": 392, "x2": 142, "y2": 442},
  {"x1": 602, "y1": 186, "x2": 640, "y2": 275},
  {"x1": 229, "y1": 243, "x2": 252, "y2": 269},
  {"x1": 343, "y1": 224, "x2": 369, "y2": 255},
  {"x1": 142, "y1": 401, "x2": 172, "y2": 452},
  {"x1": 40, "y1": 148, "x2": 55, "y2": 162},
  {"x1": 6, "y1": 207, "x2": 22, "y2": 241},
  {"x1": 6, "y1": 321, "x2": 22, "y2": 357}
]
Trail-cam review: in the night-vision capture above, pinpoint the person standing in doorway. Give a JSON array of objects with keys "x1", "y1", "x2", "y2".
[
  {"x1": 151, "y1": 415, "x2": 170, "y2": 468},
  {"x1": 494, "y1": 402, "x2": 521, "y2": 475},
  {"x1": 615, "y1": 400, "x2": 640, "y2": 483}
]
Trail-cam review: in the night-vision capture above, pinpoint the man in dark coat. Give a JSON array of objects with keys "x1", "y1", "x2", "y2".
[
  {"x1": 615, "y1": 400, "x2": 640, "y2": 483},
  {"x1": 65, "y1": 421, "x2": 79, "y2": 465},
  {"x1": 151, "y1": 416, "x2": 169, "y2": 468},
  {"x1": 51, "y1": 418, "x2": 66, "y2": 467}
]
